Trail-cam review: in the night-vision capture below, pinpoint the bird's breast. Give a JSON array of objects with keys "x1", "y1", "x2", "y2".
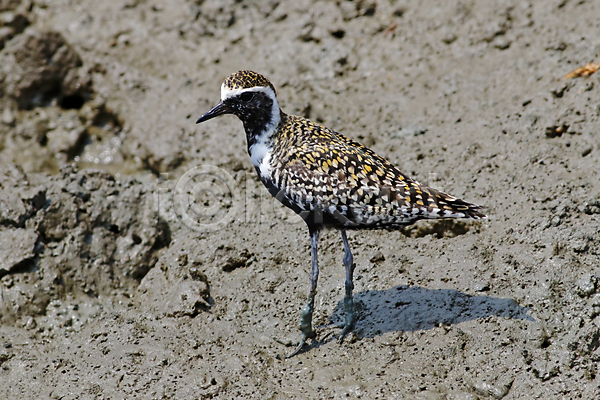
[{"x1": 248, "y1": 138, "x2": 274, "y2": 178}]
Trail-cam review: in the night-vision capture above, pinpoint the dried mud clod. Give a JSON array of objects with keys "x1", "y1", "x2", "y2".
[
  {"x1": 0, "y1": 10, "x2": 29, "y2": 50},
  {"x1": 0, "y1": 26, "x2": 132, "y2": 175},
  {"x1": 0, "y1": 164, "x2": 169, "y2": 324},
  {"x1": 0, "y1": 29, "x2": 91, "y2": 110},
  {"x1": 212, "y1": 245, "x2": 253, "y2": 272},
  {"x1": 137, "y1": 251, "x2": 212, "y2": 317}
]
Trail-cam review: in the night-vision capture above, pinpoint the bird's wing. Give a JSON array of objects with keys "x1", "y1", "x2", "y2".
[{"x1": 275, "y1": 117, "x2": 485, "y2": 228}]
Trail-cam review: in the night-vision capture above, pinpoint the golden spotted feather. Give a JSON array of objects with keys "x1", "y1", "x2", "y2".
[
  {"x1": 223, "y1": 70, "x2": 277, "y2": 94},
  {"x1": 268, "y1": 114, "x2": 485, "y2": 229}
]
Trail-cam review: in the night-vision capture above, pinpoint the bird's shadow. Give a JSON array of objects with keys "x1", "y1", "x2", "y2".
[{"x1": 329, "y1": 285, "x2": 534, "y2": 339}]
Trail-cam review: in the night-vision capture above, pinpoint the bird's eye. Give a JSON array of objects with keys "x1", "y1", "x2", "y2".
[{"x1": 239, "y1": 92, "x2": 254, "y2": 102}]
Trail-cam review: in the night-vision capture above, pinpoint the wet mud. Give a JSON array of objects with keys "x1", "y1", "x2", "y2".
[{"x1": 1, "y1": 0, "x2": 600, "y2": 398}]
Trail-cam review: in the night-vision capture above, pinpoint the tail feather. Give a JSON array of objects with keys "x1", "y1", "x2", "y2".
[{"x1": 419, "y1": 186, "x2": 486, "y2": 220}]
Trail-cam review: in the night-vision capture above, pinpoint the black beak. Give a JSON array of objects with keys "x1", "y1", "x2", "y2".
[{"x1": 196, "y1": 101, "x2": 231, "y2": 124}]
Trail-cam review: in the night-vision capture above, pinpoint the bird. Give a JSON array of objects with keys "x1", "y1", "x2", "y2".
[{"x1": 196, "y1": 70, "x2": 486, "y2": 357}]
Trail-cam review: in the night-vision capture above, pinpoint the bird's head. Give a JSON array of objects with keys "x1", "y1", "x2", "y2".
[{"x1": 196, "y1": 71, "x2": 280, "y2": 132}]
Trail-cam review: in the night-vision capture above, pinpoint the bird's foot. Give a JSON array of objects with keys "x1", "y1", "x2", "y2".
[
  {"x1": 338, "y1": 320, "x2": 354, "y2": 344},
  {"x1": 285, "y1": 330, "x2": 317, "y2": 358},
  {"x1": 282, "y1": 300, "x2": 319, "y2": 357},
  {"x1": 318, "y1": 318, "x2": 355, "y2": 344}
]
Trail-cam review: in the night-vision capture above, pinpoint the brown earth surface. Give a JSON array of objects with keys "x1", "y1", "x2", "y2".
[{"x1": 1, "y1": 0, "x2": 600, "y2": 398}]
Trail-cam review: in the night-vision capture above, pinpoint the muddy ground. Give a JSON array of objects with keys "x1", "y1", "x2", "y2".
[{"x1": 1, "y1": 0, "x2": 600, "y2": 398}]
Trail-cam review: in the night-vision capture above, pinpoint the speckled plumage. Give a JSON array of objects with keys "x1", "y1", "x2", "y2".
[
  {"x1": 197, "y1": 71, "x2": 486, "y2": 357},
  {"x1": 222, "y1": 70, "x2": 277, "y2": 94},
  {"x1": 268, "y1": 113, "x2": 485, "y2": 230}
]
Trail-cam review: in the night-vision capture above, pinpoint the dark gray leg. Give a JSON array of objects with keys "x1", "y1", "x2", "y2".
[
  {"x1": 287, "y1": 229, "x2": 320, "y2": 358},
  {"x1": 339, "y1": 229, "x2": 355, "y2": 342}
]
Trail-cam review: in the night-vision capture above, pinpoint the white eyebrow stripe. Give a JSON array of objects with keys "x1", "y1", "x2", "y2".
[{"x1": 220, "y1": 85, "x2": 275, "y2": 102}]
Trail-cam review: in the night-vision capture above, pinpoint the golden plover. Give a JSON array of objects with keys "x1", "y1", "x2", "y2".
[{"x1": 197, "y1": 70, "x2": 486, "y2": 357}]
